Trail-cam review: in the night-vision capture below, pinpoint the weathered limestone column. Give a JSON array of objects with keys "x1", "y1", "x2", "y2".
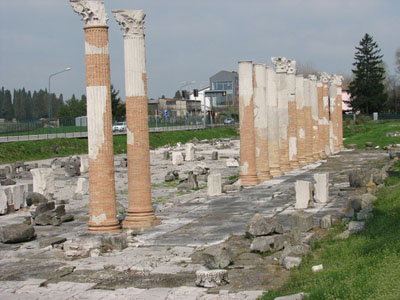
[
  {"x1": 295, "y1": 75, "x2": 307, "y2": 166},
  {"x1": 266, "y1": 66, "x2": 283, "y2": 177},
  {"x1": 272, "y1": 57, "x2": 291, "y2": 172},
  {"x1": 70, "y1": 0, "x2": 120, "y2": 233},
  {"x1": 287, "y1": 60, "x2": 299, "y2": 169},
  {"x1": 320, "y1": 72, "x2": 331, "y2": 157},
  {"x1": 304, "y1": 77, "x2": 315, "y2": 163},
  {"x1": 253, "y1": 64, "x2": 272, "y2": 181},
  {"x1": 238, "y1": 61, "x2": 258, "y2": 186},
  {"x1": 332, "y1": 75, "x2": 344, "y2": 151},
  {"x1": 316, "y1": 77, "x2": 325, "y2": 159},
  {"x1": 308, "y1": 75, "x2": 319, "y2": 161},
  {"x1": 113, "y1": 10, "x2": 159, "y2": 228},
  {"x1": 329, "y1": 75, "x2": 339, "y2": 154}
]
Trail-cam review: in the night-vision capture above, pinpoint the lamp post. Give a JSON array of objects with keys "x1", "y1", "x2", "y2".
[{"x1": 48, "y1": 67, "x2": 71, "y2": 120}]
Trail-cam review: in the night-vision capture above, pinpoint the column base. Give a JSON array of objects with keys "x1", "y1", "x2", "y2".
[
  {"x1": 320, "y1": 152, "x2": 328, "y2": 159},
  {"x1": 123, "y1": 212, "x2": 161, "y2": 229},
  {"x1": 257, "y1": 172, "x2": 272, "y2": 181},
  {"x1": 298, "y1": 159, "x2": 308, "y2": 167},
  {"x1": 240, "y1": 174, "x2": 259, "y2": 186},
  {"x1": 269, "y1": 168, "x2": 283, "y2": 177},
  {"x1": 87, "y1": 221, "x2": 121, "y2": 234},
  {"x1": 279, "y1": 163, "x2": 291, "y2": 172},
  {"x1": 289, "y1": 160, "x2": 300, "y2": 169},
  {"x1": 312, "y1": 153, "x2": 320, "y2": 161},
  {"x1": 306, "y1": 155, "x2": 315, "y2": 163}
]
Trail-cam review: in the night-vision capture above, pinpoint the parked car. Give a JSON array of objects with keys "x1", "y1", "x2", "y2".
[
  {"x1": 112, "y1": 122, "x2": 127, "y2": 132},
  {"x1": 224, "y1": 118, "x2": 235, "y2": 125}
]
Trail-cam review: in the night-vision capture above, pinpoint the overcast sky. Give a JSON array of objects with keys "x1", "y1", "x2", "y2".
[{"x1": 0, "y1": 0, "x2": 399, "y2": 101}]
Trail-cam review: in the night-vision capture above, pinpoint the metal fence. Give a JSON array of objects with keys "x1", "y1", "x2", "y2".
[
  {"x1": 0, "y1": 116, "x2": 237, "y2": 143},
  {"x1": 343, "y1": 113, "x2": 400, "y2": 121}
]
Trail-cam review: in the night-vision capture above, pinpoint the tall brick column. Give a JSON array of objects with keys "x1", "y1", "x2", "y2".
[
  {"x1": 70, "y1": 0, "x2": 120, "y2": 233},
  {"x1": 304, "y1": 77, "x2": 315, "y2": 163},
  {"x1": 253, "y1": 64, "x2": 272, "y2": 181},
  {"x1": 295, "y1": 75, "x2": 307, "y2": 166},
  {"x1": 308, "y1": 75, "x2": 321, "y2": 161},
  {"x1": 287, "y1": 59, "x2": 299, "y2": 169},
  {"x1": 320, "y1": 72, "x2": 331, "y2": 158},
  {"x1": 238, "y1": 61, "x2": 258, "y2": 186},
  {"x1": 272, "y1": 57, "x2": 291, "y2": 172},
  {"x1": 113, "y1": 10, "x2": 159, "y2": 228},
  {"x1": 266, "y1": 66, "x2": 283, "y2": 177}
]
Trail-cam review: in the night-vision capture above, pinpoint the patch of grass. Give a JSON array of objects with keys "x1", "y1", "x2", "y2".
[
  {"x1": 154, "y1": 196, "x2": 169, "y2": 203},
  {"x1": 229, "y1": 173, "x2": 240, "y2": 181},
  {"x1": 0, "y1": 127, "x2": 238, "y2": 164},
  {"x1": 343, "y1": 121, "x2": 400, "y2": 149},
  {"x1": 261, "y1": 174, "x2": 400, "y2": 300}
]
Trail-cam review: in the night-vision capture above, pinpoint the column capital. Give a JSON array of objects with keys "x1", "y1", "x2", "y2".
[
  {"x1": 308, "y1": 74, "x2": 317, "y2": 81},
  {"x1": 330, "y1": 74, "x2": 344, "y2": 86},
  {"x1": 70, "y1": 0, "x2": 108, "y2": 26},
  {"x1": 287, "y1": 59, "x2": 297, "y2": 74},
  {"x1": 113, "y1": 10, "x2": 145, "y2": 38},
  {"x1": 319, "y1": 72, "x2": 331, "y2": 83},
  {"x1": 271, "y1": 57, "x2": 288, "y2": 73}
]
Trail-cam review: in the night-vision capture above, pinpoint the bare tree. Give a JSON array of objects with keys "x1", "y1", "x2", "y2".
[{"x1": 297, "y1": 61, "x2": 319, "y2": 77}]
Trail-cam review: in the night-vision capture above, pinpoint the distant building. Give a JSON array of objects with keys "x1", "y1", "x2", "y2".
[
  {"x1": 208, "y1": 70, "x2": 239, "y2": 110},
  {"x1": 156, "y1": 98, "x2": 201, "y2": 117},
  {"x1": 189, "y1": 87, "x2": 210, "y2": 112}
]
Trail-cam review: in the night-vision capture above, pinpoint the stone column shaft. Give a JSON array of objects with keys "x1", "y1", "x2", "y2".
[
  {"x1": 295, "y1": 75, "x2": 307, "y2": 166},
  {"x1": 238, "y1": 61, "x2": 258, "y2": 185},
  {"x1": 253, "y1": 64, "x2": 272, "y2": 181},
  {"x1": 266, "y1": 66, "x2": 282, "y2": 177},
  {"x1": 304, "y1": 78, "x2": 315, "y2": 163},
  {"x1": 329, "y1": 80, "x2": 339, "y2": 153},
  {"x1": 70, "y1": 0, "x2": 120, "y2": 233},
  {"x1": 316, "y1": 81, "x2": 326, "y2": 158},
  {"x1": 113, "y1": 10, "x2": 159, "y2": 228},
  {"x1": 322, "y1": 81, "x2": 330, "y2": 157},
  {"x1": 287, "y1": 59, "x2": 299, "y2": 169}
]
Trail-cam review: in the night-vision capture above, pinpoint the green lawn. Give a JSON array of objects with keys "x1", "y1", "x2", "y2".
[
  {"x1": 0, "y1": 127, "x2": 238, "y2": 164},
  {"x1": 343, "y1": 121, "x2": 400, "y2": 149}
]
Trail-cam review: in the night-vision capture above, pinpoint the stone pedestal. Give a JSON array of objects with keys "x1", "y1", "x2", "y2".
[
  {"x1": 266, "y1": 66, "x2": 283, "y2": 177},
  {"x1": 295, "y1": 75, "x2": 307, "y2": 166},
  {"x1": 272, "y1": 57, "x2": 291, "y2": 172},
  {"x1": 71, "y1": 0, "x2": 120, "y2": 233},
  {"x1": 113, "y1": 9, "x2": 159, "y2": 228},
  {"x1": 238, "y1": 61, "x2": 258, "y2": 186},
  {"x1": 253, "y1": 64, "x2": 272, "y2": 181},
  {"x1": 31, "y1": 168, "x2": 54, "y2": 200},
  {"x1": 208, "y1": 174, "x2": 222, "y2": 196},
  {"x1": 295, "y1": 180, "x2": 313, "y2": 209},
  {"x1": 313, "y1": 173, "x2": 329, "y2": 203},
  {"x1": 185, "y1": 143, "x2": 196, "y2": 161}
]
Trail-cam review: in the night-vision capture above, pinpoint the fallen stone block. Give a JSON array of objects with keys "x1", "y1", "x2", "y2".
[
  {"x1": 312, "y1": 264, "x2": 323, "y2": 272},
  {"x1": 75, "y1": 178, "x2": 89, "y2": 196},
  {"x1": 208, "y1": 174, "x2": 222, "y2": 197},
  {"x1": 334, "y1": 230, "x2": 350, "y2": 240},
  {"x1": 185, "y1": 143, "x2": 195, "y2": 161},
  {"x1": 202, "y1": 245, "x2": 233, "y2": 269},
  {"x1": 357, "y1": 209, "x2": 373, "y2": 220},
  {"x1": 274, "y1": 292, "x2": 307, "y2": 300},
  {"x1": 34, "y1": 211, "x2": 55, "y2": 225},
  {"x1": 61, "y1": 214, "x2": 74, "y2": 223},
  {"x1": 226, "y1": 158, "x2": 239, "y2": 167},
  {"x1": 301, "y1": 232, "x2": 316, "y2": 246},
  {"x1": 320, "y1": 215, "x2": 332, "y2": 229},
  {"x1": 222, "y1": 184, "x2": 242, "y2": 193},
  {"x1": 31, "y1": 201, "x2": 55, "y2": 218},
  {"x1": 54, "y1": 205, "x2": 66, "y2": 217},
  {"x1": 348, "y1": 221, "x2": 365, "y2": 234},
  {"x1": 0, "y1": 223, "x2": 36, "y2": 243},
  {"x1": 0, "y1": 187, "x2": 11, "y2": 214},
  {"x1": 30, "y1": 168, "x2": 55, "y2": 199},
  {"x1": 280, "y1": 244, "x2": 311, "y2": 264},
  {"x1": 295, "y1": 180, "x2": 313, "y2": 209},
  {"x1": 282, "y1": 256, "x2": 302, "y2": 270},
  {"x1": 1, "y1": 178, "x2": 16, "y2": 186},
  {"x1": 195, "y1": 269, "x2": 228, "y2": 288},
  {"x1": 211, "y1": 151, "x2": 219, "y2": 160},
  {"x1": 172, "y1": 152, "x2": 184, "y2": 165},
  {"x1": 361, "y1": 193, "x2": 377, "y2": 209},
  {"x1": 313, "y1": 173, "x2": 329, "y2": 203},
  {"x1": 291, "y1": 211, "x2": 313, "y2": 232},
  {"x1": 25, "y1": 192, "x2": 48, "y2": 206},
  {"x1": 80, "y1": 157, "x2": 89, "y2": 173},
  {"x1": 39, "y1": 237, "x2": 67, "y2": 248},
  {"x1": 163, "y1": 150, "x2": 170, "y2": 160},
  {"x1": 251, "y1": 234, "x2": 290, "y2": 253},
  {"x1": 246, "y1": 214, "x2": 284, "y2": 238}
]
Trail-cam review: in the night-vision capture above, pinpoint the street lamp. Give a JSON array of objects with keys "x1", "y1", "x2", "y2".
[{"x1": 48, "y1": 67, "x2": 71, "y2": 119}]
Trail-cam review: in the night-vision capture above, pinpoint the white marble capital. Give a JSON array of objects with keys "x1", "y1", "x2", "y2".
[
  {"x1": 330, "y1": 74, "x2": 344, "y2": 86},
  {"x1": 70, "y1": 0, "x2": 108, "y2": 26},
  {"x1": 271, "y1": 57, "x2": 288, "y2": 73},
  {"x1": 113, "y1": 10, "x2": 145, "y2": 38},
  {"x1": 308, "y1": 74, "x2": 317, "y2": 81},
  {"x1": 319, "y1": 72, "x2": 331, "y2": 83},
  {"x1": 287, "y1": 59, "x2": 297, "y2": 74}
]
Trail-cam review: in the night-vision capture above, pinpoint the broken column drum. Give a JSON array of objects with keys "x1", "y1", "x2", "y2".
[
  {"x1": 266, "y1": 66, "x2": 283, "y2": 176},
  {"x1": 70, "y1": 0, "x2": 120, "y2": 233},
  {"x1": 238, "y1": 61, "x2": 258, "y2": 186},
  {"x1": 308, "y1": 75, "x2": 319, "y2": 161},
  {"x1": 272, "y1": 57, "x2": 291, "y2": 172},
  {"x1": 295, "y1": 75, "x2": 307, "y2": 166},
  {"x1": 286, "y1": 59, "x2": 299, "y2": 169},
  {"x1": 113, "y1": 10, "x2": 159, "y2": 228},
  {"x1": 253, "y1": 64, "x2": 272, "y2": 181}
]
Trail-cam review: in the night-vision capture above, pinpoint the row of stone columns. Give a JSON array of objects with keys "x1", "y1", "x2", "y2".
[
  {"x1": 70, "y1": 0, "x2": 158, "y2": 233},
  {"x1": 238, "y1": 58, "x2": 344, "y2": 186}
]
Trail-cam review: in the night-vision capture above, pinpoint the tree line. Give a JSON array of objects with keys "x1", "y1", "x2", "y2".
[{"x1": 0, "y1": 85, "x2": 125, "y2": 122}]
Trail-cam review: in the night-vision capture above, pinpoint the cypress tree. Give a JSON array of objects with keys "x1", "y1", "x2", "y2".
[{"x1": 348, "y1": 33, "x2": 387, "y2": 114}]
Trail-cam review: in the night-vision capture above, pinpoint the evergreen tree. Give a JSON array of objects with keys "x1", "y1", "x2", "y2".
[
  {"x1": 1, "y1": 89, "x2": 14, "y2": 120},
  {"x1": 348, "y1": 33, "x2": 387, "y2": 114},
  {"x1": 0, "y1": 87, "x2": 4, "y2": 119},
  {"x1": 111, "y1": 85, "x2": 125, "y2": 121},
  {"x1": 174, "y1": 90, "x2": 182, "y2": 99}
]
